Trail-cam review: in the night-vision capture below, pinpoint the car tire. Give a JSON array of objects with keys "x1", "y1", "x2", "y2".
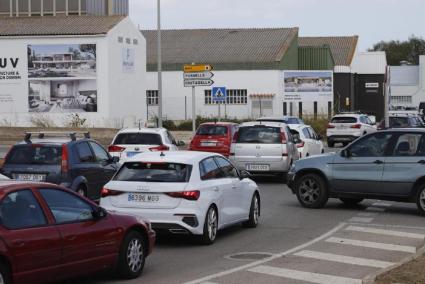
[
  {"x1": 117, "y1": 231, "x2": 146, "y2": 279},
  {"x1": 295, "y1": 173, "x2": 328, "y2": 209},
  {"x1": 321, "y1": 149, "x2": 325, "y2": 154},
  {"x1": 0, "y1": 260, "x2": 11, "y2": 284},
  {"x1": 77, "y1": 185, "x2": 87, "y2": 197},
  {"x1": 200, "y1": 206, "x2": 218, "y2": 245},
  {"x1": 327, "y1": 141, "x2": 334, "y2": 148},
  {"x1": 416, "y1": 184, "x2": 425, "y2": 216},
  {"x1": 340, "y1": 198, "x2": 364, "y2": 206},
  {"x1": 243, "y1": 193, "x2": 260, "y2": 228}
]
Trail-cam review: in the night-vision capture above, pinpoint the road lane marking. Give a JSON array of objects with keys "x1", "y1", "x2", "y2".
[
  {"x1": 372, "y1": 202, "x2": 392, "y2": 207},
  {"x1": 247, "y1": 265, "x2": 362, "y2": 284},
  {"x1": 357, "y1": 213, "x2": 378, "y2": 217},
  {"x1": 366, "y1": 207, "x2": 386, "y2": 212},
  {"x1": 326, "y1": 237, "x2": 416, "y2": 253},
  {"x1": 183, "y1": 223, "x2": 347, "y2": 284},
  {"x1": 348, "y1": 217, "x2": 374, "y2": 223},
  {"x1": 346, "y1": 226, "x2": 425, "y2": 239},
  {"x1": 294, "y1": 250, "x2": 395, "y2": 268}
]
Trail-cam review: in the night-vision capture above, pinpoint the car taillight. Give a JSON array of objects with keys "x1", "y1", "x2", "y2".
[
  {"x1": 350, "y1": 124, "x2": 362, "y2": 129},
  {"x1": 108, "y1": 145, "x2": 125, "y2": 152},
  {"x1": 149, "y1": 144, "x2": 170, "y2": 152},
  {"x1": 296, "y1": 141, "x2": 305, "y2": 148},
  {"x1": 101, "y1": 188, "x2": 123, "y2": 198},
  {"x1": 61, "y1": 144, "x2": 69, "y2": 173},
  {"x1": 166, "y1": 190, "x2": 200, "y2": 201},
  {"x1": 232, "y1": 131, "x2": 239, "y2": 143},
  {"x1": 327, "y1": 123, "x2": 335, "y2": 129},
  {"x1": 280, "y1": 131, "x2": 287, "y2": 144}
]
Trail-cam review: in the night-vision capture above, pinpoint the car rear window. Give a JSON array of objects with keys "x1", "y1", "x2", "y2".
[
  {"x1": 331, "y1": 117, "x2": 357, "y2": 124},
  {"x1": 196, "y1": 125, "x2": 228, "y2": 136},
  {"x1": 113, "y1": 133, "x2": 162, "y2": 145},
  {"x1": 114, "y1": 162, "x2": 192, "y2": 183},
  {"x1": 389, "y1": 117, "x2": 410, "y2": 128},
  {"x1": 6, "y1": 145, "x2": 62, "y2": 165},
  {"x1": 237, "y1": 126, "x2": 281, "y2": 144}
]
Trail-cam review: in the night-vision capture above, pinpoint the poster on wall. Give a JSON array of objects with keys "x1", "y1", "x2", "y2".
[
  {"x1": 122, "y1": 47, "x2": 135, "y2": 73},
  {"x1": 27, "y1": 44, "x2": 98, "y2": 113},
  {"x1": 282, "y1": 71, "x2": 333, "y2": 101}
]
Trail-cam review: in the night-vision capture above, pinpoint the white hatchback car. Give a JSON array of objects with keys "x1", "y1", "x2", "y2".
[
  {"x1": 100, "y1": 151, "x2": 260, "y2": 245},
  {"x1": 108, "y1": 128, "x2": 183, "y2": 163},
  {"x1": 327, "y1": 114, "x2": 376, "y2": 147},
  {"x1": 289, "y1": 124, "x2": 324, "y2": 158}
]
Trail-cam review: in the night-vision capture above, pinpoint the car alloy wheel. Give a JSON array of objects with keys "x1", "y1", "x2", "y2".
[
  {"x1": 253, "y1": 195, "x2": 260, "y2": 225},
  {"x1": 299, "y1": 178, "x2": 320, "y2": 204},
  {"x1": 127, "y1": 238, "x2": 144, "y2": 273},
  {"x1": 207, "y1": 208, "x2": 218, "y2": 242}
]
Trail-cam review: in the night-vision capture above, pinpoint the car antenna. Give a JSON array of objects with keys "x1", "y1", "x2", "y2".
[{"x1": 160, "y1": 151, "x2": 165, "y2": 157}]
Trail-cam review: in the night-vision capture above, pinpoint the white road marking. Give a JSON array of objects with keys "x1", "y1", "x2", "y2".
[
  {"x1": 372, "y1": 202, "x2": 392, "y2": 207},
  {"x1": 294, "y1": 250, "x2": 395, "y2": 268},
  {"x1": 366, "y1": 207, "x2": 386, "y2": 212},
  {"x1": 247, "y1": 265, "x2": 362, "y2": 284},
  {"x1": 183, "y1": 223, "x2": 347, "y2": 284},
  {"x1": 357, "y1": 213, "x2": 378, "y2": 217},
  {"x1": 346, "y1": 226, "x2": 425, "y2": 240},
  {"x1": 348, "y1": 217, "x2": 374, "y2": 223},
  {"x1": 326, "y1": 237, "x2": 416, "y2": 253}
]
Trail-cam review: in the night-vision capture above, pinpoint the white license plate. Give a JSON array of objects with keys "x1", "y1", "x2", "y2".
[
  {"x1": 15, "y1": 174, "x2": 46, "y2": 181},
  {"x1": 126, "y1": 151, "x2": 140, "y2": 158},
  {"x1": 201, "y1": 141, "x2": 217, "y2": 147},
  {"x1": 128, "y1": 193, "x2": 160, "y2": 203},
  {"x1": 336, "y1": 125, "x2": 347, "y2": 129},
  {"x1": 246, "y1": 164, "x2": 270, "y2": 171}
]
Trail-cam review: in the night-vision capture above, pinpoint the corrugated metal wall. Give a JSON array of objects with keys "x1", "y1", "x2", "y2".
[
  {"x1": 86, "y1": 0, "x2": 128, "y2": 16},
  {"x1": 113, "y1": 0, "x2": 128, "y2": 15},
  {"x1": 298, "y1": 46, "x2": 335, "y2": 70}
]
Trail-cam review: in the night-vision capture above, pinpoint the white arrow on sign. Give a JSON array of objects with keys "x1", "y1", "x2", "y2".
[
  {"x1": 183, "y1": 72, "x2": 214, "y2": 80},
  {"x1": 184, "y1": 79, "x2": 214, "y2": 87}
]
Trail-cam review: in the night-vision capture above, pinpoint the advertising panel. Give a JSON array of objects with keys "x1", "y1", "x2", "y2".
[
  {"x1": 282, "y1": 71, "x2": 333, "y2": 101},
  {"x1": 28, "y1": 44, "x2": 98, "y2": 113}
]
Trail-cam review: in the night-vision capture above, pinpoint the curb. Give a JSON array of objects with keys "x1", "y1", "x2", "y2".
[{"x1": 362, "y1": 243, "x2": 425, "y2": 284}]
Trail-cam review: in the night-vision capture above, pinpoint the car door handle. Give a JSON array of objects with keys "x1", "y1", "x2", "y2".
[
  {"x1": 231, "y1": 185, "x2": 237, "y2": 189},
  {"x1": 12, "y1": 240, "x2": 25, "y2": 247},
  {"x1": 66, "y1": 235, "x2": 77, "y2": 241},
  {"x1": 373, "y1": 160, "x2": 384, "y2": 165},
  {"x1": 418, "y1": 160, "x2": 425, "y2": 165}
]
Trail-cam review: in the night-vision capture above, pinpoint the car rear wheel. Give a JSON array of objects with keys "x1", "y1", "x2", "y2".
[
  {"x1": 243, "y1": 193, "x2": 260, "y2": 228},
  {"x1": 295, "y1": 174, "x2": 328, "y2": 209},
  {"x1": 340, "y1": 198, "x2": 364, "y2": 206},
  {"x1": 0, "y1": 260, "x2": 10, "y2": 284},
  {"x1": 416, "y1": 185, "x2": 425, "y2": 216},
  {"x1": 200, "y1": 206, "x2": 218, "y2": 245},
  {"x1": 117, "y1": 231, "x2": 146, "y2": 279}
]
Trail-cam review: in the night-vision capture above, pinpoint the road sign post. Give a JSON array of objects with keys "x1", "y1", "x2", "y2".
[{"x1": 212, "y1": 87, "x2": 227, "y2": 122}]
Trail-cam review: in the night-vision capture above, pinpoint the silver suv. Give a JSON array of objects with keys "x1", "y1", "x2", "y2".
[
  {"x1": 288, "y1": 129, "x2": 425, "y2": 215},
  {"x1": 229, "y1": 122, "x2": 298, "y2": 177}
]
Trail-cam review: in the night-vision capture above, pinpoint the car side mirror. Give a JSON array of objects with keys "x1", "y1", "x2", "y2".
[
  {"x1": 111, "y1": 156, "x2": 120, "y2": 163},
  {"x1": 341, "y1": 149, "x2": 351, "y2": 158},
  {"x1": 239, "y1": 170, "x2": 251, "y2": 180},
  {"x1": 92, "y1": 207, "x2": 107, "y2": 220},
  {"x1": 317, "y1": 134, "x2": 323, "y2": 140},
  {"x1": 177, "y1": 140, "x2": 186, "y2": 147}
]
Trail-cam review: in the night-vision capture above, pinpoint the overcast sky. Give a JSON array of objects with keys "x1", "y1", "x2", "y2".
[{"x1": 129, "y1": 0, "x2": 424, "y2": 51}]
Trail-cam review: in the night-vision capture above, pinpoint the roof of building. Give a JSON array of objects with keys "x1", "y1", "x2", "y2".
[
  {"x1": 390, "y1": 66, "x2": 419, "y2": 86},
  {"x1": 141, "y1": 28, "x2": 299, "y2": 69},
  {"x1": 0, "y1": 15, "x2": 125, "y2": 37},
  {"x1": 298, "y1": 36, "x2": 358, "y2": 66}
]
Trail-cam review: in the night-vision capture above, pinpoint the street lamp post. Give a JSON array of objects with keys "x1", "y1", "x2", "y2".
[{"x1": 157, "y1": 0, "x2": 163, "y2": 128}]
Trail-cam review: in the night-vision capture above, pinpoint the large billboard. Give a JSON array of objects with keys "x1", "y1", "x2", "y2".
[
  {"x1": 28, "y1": 44, "x2": 98, "y2": 113},
  {"x1": 282, "y1": 71, "x2": 333, "y2": 101}
]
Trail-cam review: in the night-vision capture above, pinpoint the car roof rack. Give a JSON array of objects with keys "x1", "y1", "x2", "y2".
[{"x1": 24, "y1": 132, "x2": 90, "y2": 142}]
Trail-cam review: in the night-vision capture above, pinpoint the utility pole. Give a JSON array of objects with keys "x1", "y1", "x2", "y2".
[{"x1": 157, "y1": 0, "x2": 163, "y2": 128}]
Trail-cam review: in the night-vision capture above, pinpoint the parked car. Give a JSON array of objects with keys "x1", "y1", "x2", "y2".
[
  {"x1": 257, "y1": 116, "x2": 305, "y2": 125},
  {"x1": 289, "y1": 124, "x2": 324, "y2": 158},
  {"x1": 288, "y1": 129, "x2": 425, "y2": 215},
  {"x1": 0, "y1": 174, "x2": 8, "y2": 180},
  {"x1": 100, "y1": 151, "x2": 260, "y2": 245},
  {"x1": 326, "y1": 113, "x2": 376, "y2": 147},
  {"x1": 108, "y1": 128, "x2": 183, "y2": 163},
  {"x1": 0, "y1": 181, "x2": 155, "y2": 284},
  {"x1": 378, "y1": 114, "x2": 425, "y2": 130},
  {"x1": 229, "y1": 121, "x2": 299, "y2": 177},
  {"x1": 189, "y1": 122, "x2": 238, "y2": 157},
  {"x1": 0, "y1": 132, "x2": 119, "y2": 200}
]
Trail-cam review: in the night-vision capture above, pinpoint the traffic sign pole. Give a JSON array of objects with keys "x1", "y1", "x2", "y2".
[
  {"x1": 218, "y1": 102, "x2": 221, "y2": 122},
  {"x1": 192, "y1": 85, "x2": 196, "y2": 134}
]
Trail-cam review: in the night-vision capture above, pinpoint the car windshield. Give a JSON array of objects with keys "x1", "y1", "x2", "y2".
[
  {"x1": 6, "y1": 145, "x2": 62, "y2": 165},
  {"x1": 331, "y1": 117, "x2": 357, "y2": 123},
  {"x1": 114, "y1": 133, "x2": 162, "y2": 145},
  {"x1": 114, "y1": 162, "x2": 192, "y2": 183},
  {"x1": 237, "y1": 126, "x2": 281, "y2": 144},
  {"x1": 196, "y1": 125, "x2": 228, "y2": 136}
]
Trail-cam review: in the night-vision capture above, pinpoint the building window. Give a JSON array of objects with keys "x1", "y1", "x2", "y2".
[
  {"x1": 290, "y1": 102, "x2": 294, "y2": 116},
  {"x1": 391, "y1": 96, "x2": 412, "y2": 104},
  {"x1": 126, "y1": 38, "x2": 131, "y2": 44},
  {"x1": 118, "y1": 36, "x2": 123, "y2": 43},
  {"x1": 314, "y1": 101, "x2": 318, "y2": 119},
  {"x1": 204, "y1": 89, "x2": 248, "y2": 105},
  {"x1": 298, "y1": 102, "x2": 303, "y2": 119},
  {"x1": 146, "y1": 90, "x2": 159, "y2": 106},
  {"x1": 133, "y1": 39, "x2": 138, "y2": 45},
  {"x1": 283, "y1": 102, "x2": 287, "y2": 116},
  {"x1": 328, "y1": 101, "x2": 332, "y2": 119}
]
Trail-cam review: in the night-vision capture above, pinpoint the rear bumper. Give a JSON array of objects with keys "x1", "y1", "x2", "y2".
[{"x1": 230, "y1": 158, "x2": 290, "y2": 174}]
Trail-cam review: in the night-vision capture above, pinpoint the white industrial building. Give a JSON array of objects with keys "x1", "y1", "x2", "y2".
[{"x1": 0, "y1": 15, "x2": 146, "y2": 127}]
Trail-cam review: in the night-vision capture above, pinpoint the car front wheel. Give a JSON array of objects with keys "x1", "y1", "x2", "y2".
[
  {"x1": 295, "y1": 173, "x2": 328, "y2": 209},
  {"x1": 416, "y1": 185, "x2": 425, "y2": 216},
  {"x1": 117, "y1": 231, "x2": 146, "y2": 279},
  {"x1": 200, "y1": 206, "x2": 218, "y2": 245},
  {"x1": 243, "y1": 193, "x2": 260, "y2": 228}
]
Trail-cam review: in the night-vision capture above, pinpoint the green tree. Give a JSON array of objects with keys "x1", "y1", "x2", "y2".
[{"x1": 369, "y1": 35, "x2": 425, "y2": 65}]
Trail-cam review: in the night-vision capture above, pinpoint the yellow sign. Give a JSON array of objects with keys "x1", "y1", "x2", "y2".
[{"x1": 184, "y1": 64, "x2": 213, "y2": 73}]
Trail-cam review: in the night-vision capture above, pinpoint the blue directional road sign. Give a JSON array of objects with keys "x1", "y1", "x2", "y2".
[{"x1": 212, "y1": 87, "x2": 227, "y2": 103}]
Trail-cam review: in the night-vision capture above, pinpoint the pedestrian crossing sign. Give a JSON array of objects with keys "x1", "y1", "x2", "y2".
[{"x1": 212, "y1": 87, "x2": 227, "y2": 103}]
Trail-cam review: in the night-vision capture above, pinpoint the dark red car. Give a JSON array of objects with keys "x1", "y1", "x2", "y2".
[
  {"x1": 0, "y1": 181, "x2": 155, "y2": 284},
  {"x1": 189, "y1": 122, "x2": 238, "y2": 157}
]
